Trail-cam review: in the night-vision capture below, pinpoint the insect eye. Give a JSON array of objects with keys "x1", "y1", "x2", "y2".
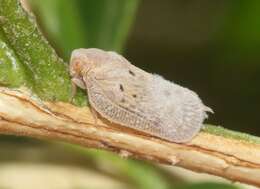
[
  {"x1": 132, "y1": 94, "x2": 137, "y2": 98},
  {"x1": 73, "y1": 60, "x2": 82, "y2": 73}
]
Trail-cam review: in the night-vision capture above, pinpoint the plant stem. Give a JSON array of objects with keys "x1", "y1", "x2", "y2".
[{"x1": 0, "y1": 87, "x2": 259, "y2": 187}]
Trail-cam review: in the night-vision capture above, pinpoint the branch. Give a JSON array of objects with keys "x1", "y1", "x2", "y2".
[{"x1": 0, "y1": 87, "x2": 259, "y2": 187}]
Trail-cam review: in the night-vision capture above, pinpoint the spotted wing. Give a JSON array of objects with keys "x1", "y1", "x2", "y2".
[{"x1": 85, "y1": 53, "x2": 210, "y2": 143}]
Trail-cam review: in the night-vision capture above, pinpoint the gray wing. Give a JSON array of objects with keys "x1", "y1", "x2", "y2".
[{"x1": 85, "y1": 55, "x2": 210, "y2": 143}]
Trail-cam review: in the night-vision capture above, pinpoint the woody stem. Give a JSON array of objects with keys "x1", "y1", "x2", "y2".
[{"x1": 0, "y1": 87, "x2": 259, "y2": 187}]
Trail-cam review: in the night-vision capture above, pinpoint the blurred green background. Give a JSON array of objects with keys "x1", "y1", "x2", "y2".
[{"x1": 1, "y1": 0, "x2": 260, "y2": 188}]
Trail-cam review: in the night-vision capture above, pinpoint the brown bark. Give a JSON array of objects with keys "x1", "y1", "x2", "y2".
[{"x1": 0, "y1": 87, "x2": 259, "y2": 187}]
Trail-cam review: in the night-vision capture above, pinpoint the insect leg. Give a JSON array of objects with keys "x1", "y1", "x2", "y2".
[
  {"x1": 70, "y1": 77, "x2": 87, "y2": 102},
  {"x1": 90, "y1": 106, "x2": 98, "y2": 126},
  {"x1": 72, "y1": 78, "x2": 86, "y2": 89},
  {"x1": 69, "y1": 81, "x2": 77, "y2": 103}
]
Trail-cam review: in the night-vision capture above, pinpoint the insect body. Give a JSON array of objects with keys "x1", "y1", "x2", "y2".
[{"x1": 70, "y1": 48, "x2": 212, "y2": 143}]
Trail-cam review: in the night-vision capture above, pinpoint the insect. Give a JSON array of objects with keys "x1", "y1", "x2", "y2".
[{"x1": 70, "y1": 48, "x2": 212, "y2": 143}]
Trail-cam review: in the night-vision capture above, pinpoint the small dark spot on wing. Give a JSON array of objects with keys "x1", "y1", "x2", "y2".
[
  {"x1": 129, "y1": 70, "x2": 135, "y2": 76},
  {"x1": 132, "y1": 94, "x2": 137, "y2": 98},
  {"x1": 119, "y1": 84, "x2": 124, "y2": 92}
]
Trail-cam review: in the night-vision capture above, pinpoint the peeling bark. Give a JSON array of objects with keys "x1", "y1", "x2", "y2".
[{"x1": 0, "y1": 87, "x2": 259, "y2": 187}]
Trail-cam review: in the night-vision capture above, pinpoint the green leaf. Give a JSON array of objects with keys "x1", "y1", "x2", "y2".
[
  {"x1": 29, "y1": 0, "x2": 87, "y2": 60},
  {"x1": 77, "y1": 0, "x2": 140, "y2": 52},
  {"x1": 30, "y1": 0, "x2": 140, "y2": 59},
  {"x1": 0, "y1": 28, "x2": 31, "y2": 87},
  {"x1": 0, "y1": 0, "x2": 86, "y2": 104}
]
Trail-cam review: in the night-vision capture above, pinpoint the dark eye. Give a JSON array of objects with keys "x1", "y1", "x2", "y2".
[
  {"x1": 119, "y1": 84, "x2": 124, "y2": 92},
  {"x1": 72, "y1": 60, "x2": 82, "y2": 73},
  {"x1": 129, "y1": 70, "x2": 135, "y2": 76},
  {"x1": 132, "y1": 94, "x2": 137, "y2": 98}
]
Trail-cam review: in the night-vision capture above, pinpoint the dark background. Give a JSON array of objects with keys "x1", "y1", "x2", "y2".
[{"x1": 125, "y1": 0, "x2": 260, "y2": 135}]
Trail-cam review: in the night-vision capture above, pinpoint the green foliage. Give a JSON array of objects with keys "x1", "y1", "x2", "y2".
[
  {"x1": 0, "y1": 0, "x2": 88, "y2": 105},
  {"x1": 176, "y1": 182, "x2": 240, "y2": 189},
  {"x1": 0, "y1": 29, "x2": 30, "y2": 87},
  {"x1": 0, "y1": 0, "x2": 73, "y2": 101},
  {"x1": 30, "y1": 0, "x2": 139, "y2": 59}
]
